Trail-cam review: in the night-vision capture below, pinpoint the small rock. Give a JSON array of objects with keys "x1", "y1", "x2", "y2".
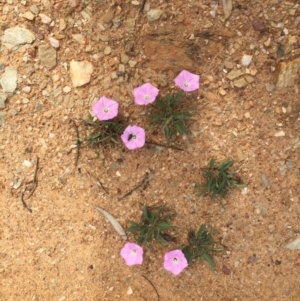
[
  {"x1": 274, "y1": 130, "x2": 285, "y2": 137},
  {"x1": 63, "y1": 86, "x2": 71, "y2": 93},
  {"x1": 38, "y1": 45, "x2": 57, "y2": 69},
  {"x1": 102, "y1": 77, "x2": 112, "y2": 89},
  {"x1": 227, "y1": 69, "x2": 244, "y2": 80},
  {"x1": 265, "y1": 83, "x2": 275, "y2": 92},
  {"x1": 104, "y1": 46, "x2": 111, "y2": 55},
  {"x1": 120, "y1": 53, "x2": 129, "y2": 64},
  {"x1": 70, "y1": 60, "x2": 94, "y2": 87},
  {"x1": 252, "y1": 18, "x2": 266, "y2": 31},
  {"x1": 127, "y1": 287, "x2": 133, "y2": 295},
  {"x1": 43, "y1": 111, "x2": 52, "y2": 118},
  {"x1": 273, "y1": 56, "x2": 300, "y2": 88},
  {"x1": 112, "y1": 19, "x2": 121, "y2": 27},
  {"x1": 39, "y1": 13, "x2": 52, "y2": 24},
  {"x1": 224, "y1": 61, "x2": 234, "y2": 69},
  {"x1": 219, "y1": 87, "x2": 226, "y2": 95},
  {"x1": 241, "y1": 54, "x2": 252, "y2": 67},
  {"x1": 245, "y1": 76, "x2": 254, "y2": 84},
  {"x1": 22, "y1": 86, "x2": 31, "y2": 93},
  {"x1": 72, "y1": 34, "x2": 86, "y2": 45},
  {"x1": 204, "y1": 91, "x2": 221, "y2": 102},
  {"x1": 102, "y1": 11, "x2": 114, "y2": 24},
  {"x1": 1, "y1": 26, "x2": 35, "y2": 50},
  {"x1": 264, "y1": 37, "x2": 271, "y2": 47},
  {"x1": 49, "y1": 37, "x2": 59, "y2": 48},
  {"x1": 286, "y1": 237, "x2": 300, "y2": 250},
  {"x1": 99, "y1": 35, "x2": 109, "y2": 42},
  {"x1": 125, "y1": 18, "x2": 136, "y2": 33},
  {"x1": 0, "y1": 94, "x2": 7, "y2": 108},
  {"x1": 23, "y1": 160, "x2": 33, "y2": 168},
  {"x1": 35, "y1": 103, "x2": 43, "y2": 111},
  {"x1": 0, "y1": 67, "x2": 18, "y2": 94},
  {"x1": 147, "y1": 9, "x2": 163, "y2": 22},
  {"x1": 22, "y1": 11, "x2": 35, "y2": 20},
  {"x1": 128, "y1": 60, "x2": 137, "y2": 68},
  {"x1": 261, "y1": 173, "x2": 270, "y2": 187},
  {"x1": 233, "y1": 77, "x2": 248, "y2": 88},
  {"x1": 30, "y1": 5, "x2": 39, "y2": 14}
]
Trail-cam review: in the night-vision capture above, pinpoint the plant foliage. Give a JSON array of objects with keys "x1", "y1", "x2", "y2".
[
  {"x1": 150, "y1": 91, "x2": 192, "y2": 141},
  {"x1": 197, "y1": 158, "x2": 244, "y2": 198},
  {"x1": 180, "y1": 224, "x2": 224, "y2": 271},
  {"x1": 126, "y1": 204, "x2": 176, "y2": 250},
  {"x1": 82, "y1": 119, "x2": 125, "y2": 147}
]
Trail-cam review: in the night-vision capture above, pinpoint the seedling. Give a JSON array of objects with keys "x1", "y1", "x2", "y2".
[
  {"x1": 180, "y1": 224, "x2": 224, "y2": 271},
  {"x1": 196, "y1": 158, "x2": 244, "y2": 198},
  {"x1": 150, "y1": 91, "x2": 192, "y2": 141},
  {"x1": 126, "y1": 204, "x2": 176, "y2": 250}
]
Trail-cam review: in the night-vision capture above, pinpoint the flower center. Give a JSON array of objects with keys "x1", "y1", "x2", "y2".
[
  {"x1": 184, "y1": 82, "x2": 189, "y2": 87},
  {"x1": 144, "y1": 94, "x2": 150, "y2": 100},
  {"x1": 103, "y1": 108, "x2": 109, "y2": 113},
  {"x1": 173, "y1": 257, "x2": 178, "y2": 263},
  {"x1": 131, "y1": 249, "x2": 137, "y2": 254}
]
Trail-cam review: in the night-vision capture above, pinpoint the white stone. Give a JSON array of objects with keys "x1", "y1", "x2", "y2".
[
  {"x1": 241, "y1": 54, "x2": 252, "y2": 67},
  {"x1": 286, "y1": 237, "x2": 300, "y2": 250},
  {"x1": 0, "y1": 67, "x2": 18, "y2": 93},
  {"x1": 147, "y1": 9, "x2": 163, "y2": 22},
  {"x1": 39, "y1": 13, "x2": 52, "y2": 24},
  {"x1": 1, "y1": 26, "x2": 35, "y2": 50},
  {"x1": 70, "y1": 60, "x2": 94, "y2": 87},
  {"x1": 49, "y1": 37, "x2": 59, "y2": 48},
  {"x1": 274, "y1": 130, "x2": 285, "y2": 137},
  {"x1": 23, "y1": 160, "x2": 33, "y2": 168}
]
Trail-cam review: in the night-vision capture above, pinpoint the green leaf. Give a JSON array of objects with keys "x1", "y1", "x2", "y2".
[
  {"x1": 157, "y1": 222, "x2": 173, "y2": 230},
  {"x1": 209, "y1": 158, "x2": 215, "y2": 168},
  {"x1": 196, "y1": 224, "x2": 206, "y2": 239},
  {"x1": 202, "y1": 253, "x2": 216, "y2": 271}
]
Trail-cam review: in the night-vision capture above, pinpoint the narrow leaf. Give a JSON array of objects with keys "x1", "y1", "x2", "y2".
[{"x1": 96, "y1": 206, "x2": 127, "y2": 240}]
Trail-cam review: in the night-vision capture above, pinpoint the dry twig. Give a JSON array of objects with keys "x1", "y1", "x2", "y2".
[{"x1": 118, "y1": 173, "x2": 149, "y2": 201}]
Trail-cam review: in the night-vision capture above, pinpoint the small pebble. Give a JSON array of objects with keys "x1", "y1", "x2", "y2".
[{"x1": 23, "y1": 160, "x2": 33, "y2": 168}]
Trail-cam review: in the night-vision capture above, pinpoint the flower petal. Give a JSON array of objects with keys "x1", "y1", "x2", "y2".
[
  {"x1": 120, "y1": 242, "x2": 143, "y2": 266},
  {"x1": 163, "y1": 250, "x2": 188, "y2": 276},
  {"x1": 174, "y1": 70, "x2": 200, "y2": 92},
  {"x1": 92, "y1": 96, "x2": 119, "y2": 120},
  {"x1": 134, "y1": 83, "x2": 159, "y2": 105},
  {"x1": 121, "y1": 125, "x2": 146, "y2": 150}
]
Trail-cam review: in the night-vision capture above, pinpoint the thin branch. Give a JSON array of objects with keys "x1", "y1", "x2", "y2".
[
  {"x1": 118, "y1": 173, "x2": 149, "y2": 201},
  {"x1": 73, "y1": 120, "x2": 80, "y2": 166},
  {"x1": 97, "y1": 178, "x2": 109, "y2": 194},
  {"x1": 146, "y1": 141, "x2": 184, "y2": 151},
  {"x1": 26, "y1": 157, "x2": 39, "y2": 200},
  {"x1": 142, "y1": 275, "x2": 159, "y2": 301},
  {"x1": 21, "y1": 191, "x2": 32, "y2": 213},
  {"x1": 139, "y1": 0, "x2": 147, "y2": 14}
]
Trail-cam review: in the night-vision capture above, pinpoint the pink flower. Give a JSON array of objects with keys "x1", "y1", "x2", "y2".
[
  {"x1": 163, "y1": 250, "x2": 188, "y2": 276},
  {"x1": 92, "y1": 96, "x2": 119, "y2": 120},
  {"x1": 133, "y1": 83, "x2": 159, "y2": 105},
  {"x1": 120, "y1": 242, "x2": 143, "y2": 266},
  {"x1": 174, "y1": 70, "x2": 200, "y2": 92},
  {"x1": 121, "y1": 125, "x2": 146, "y2": 150}
]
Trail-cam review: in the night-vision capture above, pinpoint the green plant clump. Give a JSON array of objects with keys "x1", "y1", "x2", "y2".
[
  {"x1": 150, "y1": 91, "x2": 192, "y2": 141},
  {"x1": 83, "y1": 119, "x2": 125, "y2": 147},
  {"x1": 198, "y1": 158, "x2": 244, "y2": 198},
  {"x1": 126, "y1": 205, "x2": 176, "y2": 250},
  {"x1": 180, "y1": 224, "x2": 224, "y2": 271}
]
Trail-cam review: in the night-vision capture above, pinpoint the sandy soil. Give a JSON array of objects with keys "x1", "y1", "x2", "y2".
[{"x1": 1, "y1": 0, "x2": 300, "y2": 300}]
